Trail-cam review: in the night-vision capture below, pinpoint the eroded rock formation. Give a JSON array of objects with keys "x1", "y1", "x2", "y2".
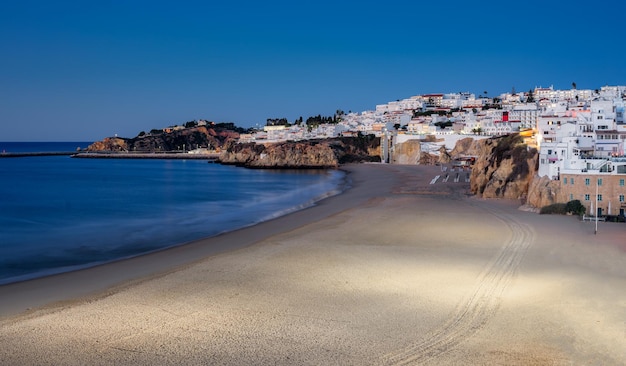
[
  {"x1": 449, "y1": 137, "x2": 484, "y2": 158},
  {"x1": 469, "y1": 134, "x2": 538, "y2": 201},
  {"x1": 526, "y1": 175, "x2": 566, "y2": 208},
  {"x1": 392, "y1": 139, "x2": 453, "y2": 165},
  {"x1": 87, "y1": 126, "x2": 239, "y2": 152},
  {"x1": 219, "y1": 136, "x2": 381, "y2": 168},
  {"x1": 392, "y1": 140, "x2": 422, "y2": 164},
  {"x1": 87, "y1": 137, "x2": 129, "y2": 152}
]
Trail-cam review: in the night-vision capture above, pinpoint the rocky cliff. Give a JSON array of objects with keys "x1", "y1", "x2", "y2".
[
  {"x1": 449, "y1": 137, "x2": 484, "y2": 157},
  {"x1": 468, "y1": 134, "x2": 539, "y2": 201},
  {"x1": 219, "y1": 136, "x2": 381, "y2": 168},
  {"x1": 444, "y1": 134, "x2": 570, "y2": 209},
  {"x1": 392, "y1": 140, "x2": 422, "y2": 164},
  {"x1": 392, "y1": 139, "x2": 452, "y2": 165},
  {"x1": 87, "y1": 126, "x2": 239, "y2": 152},
  {"x1": 526, "y1": 175, "x2": 566, "y2": 208}
]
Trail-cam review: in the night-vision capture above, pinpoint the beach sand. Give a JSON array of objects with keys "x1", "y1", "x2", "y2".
[{"x1": 1, "y1": 164, "x2": 625, "y2": 365}]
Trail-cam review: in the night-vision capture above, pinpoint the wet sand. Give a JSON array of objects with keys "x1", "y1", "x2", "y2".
[{"x1": 1, "y1": 164, "x2": 625, "y2": 365}]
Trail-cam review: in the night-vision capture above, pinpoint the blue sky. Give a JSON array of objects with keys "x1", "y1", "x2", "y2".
[{"x1": 1, "y1": 0, "x2": 625, "y2": 141}]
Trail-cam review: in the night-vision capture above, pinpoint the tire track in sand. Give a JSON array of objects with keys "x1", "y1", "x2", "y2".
[{"x1": 381, "y1": 203, "x2": 535, "y2": 365}]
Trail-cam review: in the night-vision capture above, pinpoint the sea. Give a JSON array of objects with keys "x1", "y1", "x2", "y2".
[{"x1": 0, "y1": 142, "x2": 346, "y2": 285}]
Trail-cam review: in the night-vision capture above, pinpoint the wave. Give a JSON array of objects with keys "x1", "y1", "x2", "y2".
[{"x1": 0, "y1": 161, "x2": 347, "y2": 285}]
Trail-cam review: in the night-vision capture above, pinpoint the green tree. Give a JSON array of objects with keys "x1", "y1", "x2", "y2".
[
  {"x1": 266, "y1": 118, "x2": 289, "y2": 126},
  {"x1": 434, "y1": 121, "x2": 453, "y2": 129},
  {"x1": 565, "y1": 200, "x2": 585, "y2": 216}
]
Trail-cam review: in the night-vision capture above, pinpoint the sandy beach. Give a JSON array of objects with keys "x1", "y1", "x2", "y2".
[{"x1": 1, "y1": 163, "x2": 625, "y2": 365}]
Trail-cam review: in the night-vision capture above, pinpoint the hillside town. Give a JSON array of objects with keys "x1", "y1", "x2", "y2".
[
  {"x1": 238, "y1": 84, "x2": 626, "y2": 217},
  {"x1": 127, "y1": 84, "x2": 626, "y2": 217}
]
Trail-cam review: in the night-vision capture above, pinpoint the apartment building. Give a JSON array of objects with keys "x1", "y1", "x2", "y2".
[{"x1": 560, "y1": 167, "x2": 626, "y2": 217}]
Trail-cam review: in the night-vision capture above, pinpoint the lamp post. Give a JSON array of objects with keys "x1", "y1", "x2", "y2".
[{"x1": 595, "y1": 179, "x2": 598, "y2": 235}]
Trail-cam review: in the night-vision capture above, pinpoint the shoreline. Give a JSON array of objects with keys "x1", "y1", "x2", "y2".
[
  {"x1": 1, "y1": 163, "x2": 625, "y2": 364},
  {"x1": 0, "y1": 164, "x2": 380, "y2": 318},
  {"x1": 0, "y1": 159, "x2": 347, "y2": 288}
]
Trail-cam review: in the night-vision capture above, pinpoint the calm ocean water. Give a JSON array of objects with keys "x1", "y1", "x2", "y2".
[{"x1": 0, "y1": 142, "x2": 345, "y2": 284}]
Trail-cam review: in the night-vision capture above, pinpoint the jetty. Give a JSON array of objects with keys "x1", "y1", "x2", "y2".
[
  {"x1": 72, "y1": 152, "x2": 220, "y2": 160},
  {"x1": 0, "y1": 152, "x2": 77, "y2": 158}
]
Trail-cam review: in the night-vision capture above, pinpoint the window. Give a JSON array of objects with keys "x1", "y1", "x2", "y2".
[
  {"x1": 563, "y1": 178, "x2": 567, "y2": 185},
  {"x1": 598, "y1": 194, "x2": 603, "y2": 201},
  {"x1": 620, "y1": 179, "x2": 624, "y2": 186},
  {"x1": 571, "y1": 178, "x2": 574, "y2": 185},
  {"x1": 570, "y1": 194, "x2": 574, "y2": 201},
  {"x1": 585, "y1": 194, "x2": 590, "y2": 201},
  {"x1": 585, "y1": 178, "x2": 590, "y2": 186},
  {"x1": 620, "y1": 195, "x2": 625, "y2": 203},
  {"x1": 598, "y1": 178, "x2": 603, "y2": 186}
]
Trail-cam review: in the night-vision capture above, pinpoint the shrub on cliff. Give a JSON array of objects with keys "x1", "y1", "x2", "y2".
[
  {"x1": 565, "y1": 199, "x2": 586, "y2": 216},
  {"x1": 539, "y1": 203, "x2": 567, "y2": 215},
  {"x1": 540, "y1": 200, "x2": 586, "y2": 215}
]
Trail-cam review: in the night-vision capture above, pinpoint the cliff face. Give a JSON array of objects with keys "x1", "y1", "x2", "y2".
[
  {"x1": 469, "y1": 134, "x2": 538, "y2": 201},
  {"x1": 449, "y1": 137, "x2": 484, "y2": 158},
  {"x1": 526, "y1": 175, "x2": 567, "y2": 208},
  {"x1": 219, "y1": 136, "x2": 381, "y2": 168},
  {"x1": 392, "y1": 139, "x2": 453, "y2": 165},
  {"x1": 87, "y1": 126, "x2": 239, "y2": 152},
  {"x1": 392, "y1": 140, "x2": 422, "y2": 164},
  {"x1": 88, "y1": 137, "x2": 129, "y2": 151}
]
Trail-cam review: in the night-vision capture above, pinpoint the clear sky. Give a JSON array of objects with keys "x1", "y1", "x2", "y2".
[{"x1": 1, "y1": 0, "x2": 625, "y2": 141}]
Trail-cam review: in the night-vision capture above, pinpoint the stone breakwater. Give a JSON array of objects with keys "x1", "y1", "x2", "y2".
[
  {"x1": 0, "y1": 152, "x2": 76, "y2": 158},
  {"x1": 72, "y1": 152, "x2": 220, "y2": 160}
]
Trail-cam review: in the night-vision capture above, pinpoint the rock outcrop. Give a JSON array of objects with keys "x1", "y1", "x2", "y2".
[
  {"x1": 87, "y1": 137, "x2": 129, "y2": 152},
  {"x1": 392, "y1": 139, "x2": 453, "y2": 165},
  {"x1": 87, "y1": 126, "x2": 239, "y2": 152},
  {"x1": 449, "y1": 137, "x2": 484, "y2": 158},
  {"x1": 526, "y1": 175, "x2": 566, "y2": 208},
  {"x1": 219, "y1": 136, "x2": 381, "y2": 168},
  {"x1": 469, "y1": 134, "x2": 538, "y2": 201},
  {"x1": 392, "y1": 140, "x2": 422, "y2": 164}
]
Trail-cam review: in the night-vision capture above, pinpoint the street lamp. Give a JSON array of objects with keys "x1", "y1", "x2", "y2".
[{"x1": 595, "y1": 179, "x2": 598, "y2": 235}]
